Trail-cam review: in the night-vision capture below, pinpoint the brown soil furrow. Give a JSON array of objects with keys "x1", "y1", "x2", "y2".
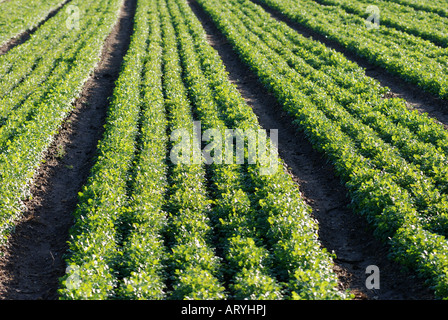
[
  {"x1": 0, "y1": 0, "x2": 136, "y2": 300},
  {"x1": 188, "y1": 0, "x2": 434, "y2": 300}
]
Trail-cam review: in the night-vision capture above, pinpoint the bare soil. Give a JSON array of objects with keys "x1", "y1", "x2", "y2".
[
  {"x1": 188, "y1": 0, "x2": 435, "y2": 300},
  {"x1": 0, "y1": 0, "x2": 136, "y2": 300}
]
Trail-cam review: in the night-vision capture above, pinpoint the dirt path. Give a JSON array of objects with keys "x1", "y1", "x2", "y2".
[
  {"x1": 188, "y1": 0, "x2": 434, "y2": 300},
  {"x1": 0, "y1": 0, "x2": 136, "y2": 300},
  {"x1": 0, "y1": 0, "x2": 72, "y2": 56}
]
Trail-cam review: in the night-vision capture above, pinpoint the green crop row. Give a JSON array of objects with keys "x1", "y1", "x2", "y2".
[
  {"x1": 171, "y1": 0, "x2": 348, "y2": 299},
  {"x1": 315, "y1": 0, "x2": 448, "y2": 47},
  {"x1": 59, "y1": 0, "x2": 150, "y2": 299},
  {"x1": 254, "y1": 0, "x2": 448, "y2": 99},
  {"x1": 386, "y1": 0, "x2": 448, "y2": 18},
  {"x1": 116, "y1": 0, "x2": 168, "y2": 300},
  {"x1": 0, "y1": 0, "x2": 110, "y2": 151},
  {"x1": 168, "y1": 0, "x2": 287, "y2": 299},
  {"x1": 196, "y1": 0, "x2": 448, "y2": 298},
  {"x1": 0, "y1": 0, "x2": 123, "y2": 248},
  {"x1": 0, "y1": 0, "x2": 68, "y2": 47},
  {"x1": 159, "y1": 0, "x2": 226, "y2": 300},
  {"x1": 229, "y1": 0, "x2": 448, "y2": 237},
  {"x1": 168, "y1": 1, "x2": 283, "y2": 299},
  {"x1": 59, "y1": 0, "x2": 349, "y2": 300}
]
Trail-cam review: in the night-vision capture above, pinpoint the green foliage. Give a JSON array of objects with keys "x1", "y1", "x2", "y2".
[
  {"x1": 196, "y1": 0, "x2": 448, "y2": 299},
  {"x1": 0, "y1": 0, "x2": 123, "y2": 249},
  {"x1": 3, "y1": 0, "x2": 356, "y2": 301},
  {"x1": 174, "y1": 0, "x2": 348, "y2": 299},
  {"x1": 160, "y1": 0, "x2": 226, "y2": 299},
  {"x1": 59, "y1": 0, "x2": 149, "y2": 299},
  {"x1": 257, "y1": 0, "x2": 448, "y2": 99},
  {"x1": 54, "y1": 0, "x2": 448, "y2": 300},
  {"x1": 171, "y1": 266, "x2": 226, "y2": 300},
  {"x1": 0, "y1": 0, "x2": 68, "y2": 46},
  {"x1": 388, "y1": 0, "x2": 448, "y2": 18},
  {"x1": 316, "y1": 0, "x2": 448, "y2": 47}
]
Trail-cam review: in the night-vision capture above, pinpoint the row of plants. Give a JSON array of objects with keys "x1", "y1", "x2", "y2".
[
  {"x1": 254, "y1": 0, "x2": 448, "y2": 100},
  {"x1": 158, "y1": 0, "x2": 226, "y2": 299},
  {"x1": 228, "y1": 0, "x2": 448, "y2": 238},
  {"x1": 0, "y1": 0, "x2": 110, "y2": 151},
  {"x1": 172, "y1": 0, "x2": 348, "y2": 299},
  {"x1": 59, "y1": 0, "x2": 151, "y2": 299},
  {"x1": 60, "y1": 0, "x2": 349, "y2": 299},
  {"x1": 0, "y1": 0, "x2": 123, "y2": 248},
  {"x1": 0, "y1": 0, "x2": 68, "y2": 46},
  {"x1": 116, "y1": 0, "x2": 169, "y2": 300},
  {"x1": 387, "y1": 0, "x2": 448, "y2": 18},
  {"x1": 170, "y1": 0, "x2": 291, "y2": 300},
  {"x1": 314, "y1": 0, "x2": 448, "y2": 47},
  {"x1": 169, "y1": 0, "x2": 282, "y2": 299},
  {"x1": 196, "y1": 0, "x2": 448, "y2": 298}
]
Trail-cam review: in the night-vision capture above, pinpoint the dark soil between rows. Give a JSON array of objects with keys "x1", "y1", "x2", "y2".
[
  {"x1": 0, "y1": 0, "x2": 136, "y2": 300},
  {"x1": 188, "y1": 0, "x2": 435, "y2": 299}
]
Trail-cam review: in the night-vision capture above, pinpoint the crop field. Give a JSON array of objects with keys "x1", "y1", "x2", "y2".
[{"x1": 0, "y1": 0, "x2": 448, "y2": 303}]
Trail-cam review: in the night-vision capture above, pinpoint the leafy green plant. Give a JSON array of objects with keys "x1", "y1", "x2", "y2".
[
  {"x1": 196, "y1": 0, "x2": 448, "y2": 298},
  {"x1": 0, "y1": 0, "x2": 68, "y2": 47},
  {"x1": 256, "y1": 0, "x2": 448, "y2": 99},
  {"x1": 173, "y1": 0, "x2": 348, "y2": 299},
  {"x1": 315, "y1": 0, "x2": 448, "y2": 47},
  {"x1": 0, "y1": 0, "x2": 123, "y2": 248},
  {"x1": 59, "y1": 0, "x2": 148, "y2": 299}
]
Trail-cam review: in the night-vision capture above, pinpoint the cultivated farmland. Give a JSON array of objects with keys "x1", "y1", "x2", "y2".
[{"x1": 0, "y1": 0, "x2": 447, "y2": 301}]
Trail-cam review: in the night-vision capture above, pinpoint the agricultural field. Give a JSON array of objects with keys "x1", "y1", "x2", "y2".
[{"x1": 0, "y1": 0, "x2": 448, "y2": 303}]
